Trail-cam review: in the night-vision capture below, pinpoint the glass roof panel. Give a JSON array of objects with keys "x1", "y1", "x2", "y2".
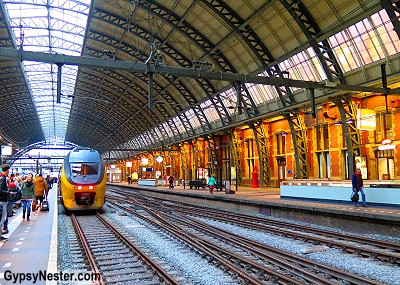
[{"x1": 4, "y1": 0, "x2": 90, "y2": 145}]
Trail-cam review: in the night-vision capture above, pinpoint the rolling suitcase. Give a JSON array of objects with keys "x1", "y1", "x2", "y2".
[{"x1": 41, "y1": 199, "x2": 50, "y2": 212}]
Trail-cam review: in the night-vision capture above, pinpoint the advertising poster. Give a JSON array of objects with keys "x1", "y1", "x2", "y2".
[
  {"x1": 197, "y1": 168, "x2": 204, "y2": 179},
  {"x1": 355, "y1": 156, "x2": 367, "y2": 179}
]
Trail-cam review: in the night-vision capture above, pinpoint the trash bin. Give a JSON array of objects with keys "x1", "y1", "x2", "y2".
[{"x1": 224, "y1": 180, "x2": 235, "y2": 194}]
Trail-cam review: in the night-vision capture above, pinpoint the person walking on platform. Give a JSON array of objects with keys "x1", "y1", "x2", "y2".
[
  {"x1": 168, "y1": 175, "x2": 175, "y2": 189},
  {"x1": 34, "y1": 173, "x2": 48, "y2": 208},
  {"x1": 0, "y1": 164, "x2": 11, "y2": 241},
  {"x1": 45, "y1": 174, "x2": 52, "y2": 198},
  {"x1": 127, "y1": 176, "x2": 132, "y2": 185},
  {"x1": 208, "y1": 173, "x2": 217, "y2": 194},
  {"x1": 20, "y1": 175, "x2": 35, "y2": 221},
  {"x1": 352, "y1": 167, "x2": 367, "y2": 207},
  {"x1": 14, "y1": 172, "x2": 22, "y2": 187}
]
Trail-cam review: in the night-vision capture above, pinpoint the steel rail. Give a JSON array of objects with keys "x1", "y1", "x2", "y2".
[
  {"x1": 70, "y1": 213, "x2": 105, "y2": 285},
  {"x1": 107, "y1": 194, "x2": 375, "y2": 285},
  {"x1": 107, "y1": 189, "x2": 395, "y2": 284},
  {"x1": 94, "y1": 213, "x2": 180, "y2": 285},
  {"x1": 172, "y1": 206, "x2": 400, "y2": 265},
  {"x1": 107, "y1": 198, "x2": 305, "y2": 285},
  {"x1": 168, "y1": 211, "x2": 384, "y2": 285},
  {"x1": 115, "y1": 188, "x2": 400, "y2": 264}
]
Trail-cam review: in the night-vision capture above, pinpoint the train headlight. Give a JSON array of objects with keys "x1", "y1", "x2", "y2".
[
  {"x1": 89, "y1": 185, "x2": 94, "y2": 190},
  {"x1": 77, "y1": 185, "x2": 83, "y2": 190}
]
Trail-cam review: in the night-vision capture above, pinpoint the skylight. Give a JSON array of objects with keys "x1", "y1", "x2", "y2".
[{"x1": 4, "y1": 0, "x2": 90, "y2": 145}]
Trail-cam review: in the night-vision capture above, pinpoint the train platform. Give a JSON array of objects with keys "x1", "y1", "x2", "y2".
[
  {"x1": 0, "y1": 190, "x2": 57, "y2": 285},
  {"x1": 108, "y1": 181, "x2": 400, "y2": 238}
]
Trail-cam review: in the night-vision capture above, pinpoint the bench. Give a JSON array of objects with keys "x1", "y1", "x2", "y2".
[
  {"x1": 214, "y1": 181, "x2": 223, "y2": 191},
  {"x1": 188, "y1": 180, "x2": 223, "y2": 190},
  {"x1": 189, "y1": 180, "x2": 206, "y2": 189}
]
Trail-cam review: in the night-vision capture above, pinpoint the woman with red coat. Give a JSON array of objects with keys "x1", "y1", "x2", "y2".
[{"x1": 351, "y1": 168, "x2": 367, "y2": 207}]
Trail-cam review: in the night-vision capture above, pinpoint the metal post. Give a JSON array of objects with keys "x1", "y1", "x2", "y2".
[
  {"x1": 56, "y1": 63, "x2": 63, "y2": 103},
  {"x1": 236, "y1": 166, "x2": 239, "y2": 192}
]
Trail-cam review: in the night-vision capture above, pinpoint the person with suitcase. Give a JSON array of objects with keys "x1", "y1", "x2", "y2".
[{"x1": 33, "y1": 174, "x2": 48, "y2": 209}]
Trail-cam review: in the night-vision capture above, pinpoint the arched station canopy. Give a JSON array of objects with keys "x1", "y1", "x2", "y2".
[{"x1": 1, "y1": 0, "x2": 400, "y2": 162}]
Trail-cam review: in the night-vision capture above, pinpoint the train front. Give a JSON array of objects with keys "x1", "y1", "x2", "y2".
[{"x1": 60, "y1": 149, "x2": 107, "y2": 210}]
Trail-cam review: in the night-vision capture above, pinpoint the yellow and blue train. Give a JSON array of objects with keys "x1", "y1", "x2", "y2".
[{"x1": 59, "y1": 147, "x2": 106, "y2": 211}]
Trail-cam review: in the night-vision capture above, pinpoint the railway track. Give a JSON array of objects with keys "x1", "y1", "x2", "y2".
[
  {"x1": 109, "y1": 188, "x2": 400, "y2": 266},
  {"x1": 70, "y1": 212, "x2": 181, "y2": 285},
  {"x1": 106, "y1": 192, "x2": 385, "y2": 285}
]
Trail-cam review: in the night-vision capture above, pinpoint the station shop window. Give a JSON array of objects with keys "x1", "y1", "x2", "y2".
[
  {"x1": 374, "y1": 113, "x2": 392, "y2": 142},
  {"x1": 316, "y1": 124, "x2": 329, "y2": 150},
  {"x1": 276, "y1": 134, "x2": 286, "y2": 155},
  {"x1": 244, "y1": 139, "x2": 255, "y2": 179},
  {"x1": 375, "y1": 149, "x2": 394, "y2": 180},
  {"x1": 343, "y1": 151, "x2": 350, "y2": 180},
  {"x1": 316, "y1": 152, "x2": 331, "y2": 178}
]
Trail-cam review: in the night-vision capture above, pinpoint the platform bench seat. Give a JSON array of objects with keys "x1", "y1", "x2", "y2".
[
  {"x1": 215, "y1": 181, "x2": 223, "y2": 191},
  {"x1": 189, "y1": 180, "x2": 207, "y2": 189}
]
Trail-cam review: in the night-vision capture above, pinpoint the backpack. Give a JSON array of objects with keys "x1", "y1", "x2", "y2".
[
  {"x1": 7, "y1": 181, "x2": 21, "y2": 202},
  {"x1": 8, "y1": 191, "x2": 22, "y2": 202}
]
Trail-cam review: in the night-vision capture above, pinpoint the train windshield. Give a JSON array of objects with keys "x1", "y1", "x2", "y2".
[{"x1": 71, "y1": 163, "x2": 99, "y2": 176}]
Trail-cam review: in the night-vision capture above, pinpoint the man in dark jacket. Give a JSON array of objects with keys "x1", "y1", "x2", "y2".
[{"x1": 0, "y1": 164, "x2": 11, "y2": 241}]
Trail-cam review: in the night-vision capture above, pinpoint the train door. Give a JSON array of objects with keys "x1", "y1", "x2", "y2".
[{"x1": 277, "y1": 157, "x2": 286, "y2": 186}]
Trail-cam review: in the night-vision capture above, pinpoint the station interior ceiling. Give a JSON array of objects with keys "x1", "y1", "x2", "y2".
[{"x1": 1, "y1": 0, "x2": 400, "y2": 169}]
